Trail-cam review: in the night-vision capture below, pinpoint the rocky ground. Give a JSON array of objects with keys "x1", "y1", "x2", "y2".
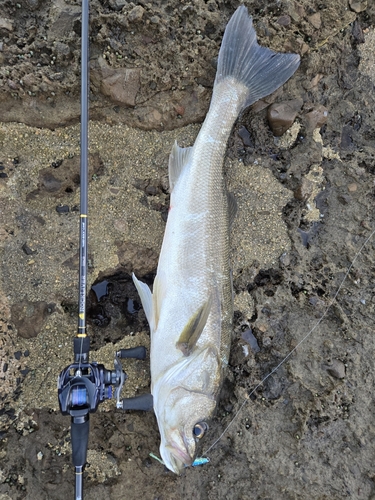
[{"x1": 1, "y1": 0, "x2": 375, "y2": 499}]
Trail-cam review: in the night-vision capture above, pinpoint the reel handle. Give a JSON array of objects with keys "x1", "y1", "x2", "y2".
[
  {"x1": 119, "y1": 393, "x2": 153, "y2": 411},
  {"x1": 117, "y1": 346, "x2": 147, "y2": 360}
]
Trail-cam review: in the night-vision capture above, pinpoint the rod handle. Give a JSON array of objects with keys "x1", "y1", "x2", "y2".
[{"x1": 71, "y1": 416, "x2": 90, "y2": 467}]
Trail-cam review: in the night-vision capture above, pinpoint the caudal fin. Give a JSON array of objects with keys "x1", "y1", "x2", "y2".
[{"x1": 215, "y1": 5, "x2": 300, "y2": 110}]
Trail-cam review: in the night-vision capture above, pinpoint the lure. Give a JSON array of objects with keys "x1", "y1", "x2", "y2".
[
  {"x1": 149, "y1": 453, "x2": 210, "y2": 468},
  {"x1": 192, "y1": 457, "x2": 210, "y2": 467}
]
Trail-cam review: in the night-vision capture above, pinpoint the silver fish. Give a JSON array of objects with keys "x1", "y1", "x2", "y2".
[{"x1": 133, "y1": 5, "x2": 300, "y2": 474}]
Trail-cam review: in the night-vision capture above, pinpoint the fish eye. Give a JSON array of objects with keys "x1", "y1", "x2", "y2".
[{"x1": 193, "y1": 422, "x2": 209, "y2": 439}]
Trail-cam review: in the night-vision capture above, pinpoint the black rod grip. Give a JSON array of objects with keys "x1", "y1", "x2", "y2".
[
  {"x1": 117, "y1": 346, "x2": 147, "y2": 360},
  {"x1": 121, "y1": 394, "x2": 153, "y2": 411},
  {"x1": 71, "y1": 417, "x2": 90, "y2": 467}
]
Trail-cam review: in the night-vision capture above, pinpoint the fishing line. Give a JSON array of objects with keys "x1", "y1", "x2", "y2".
[{"x1": 203, "y1": 226, "x2": 375, "y2": 456}]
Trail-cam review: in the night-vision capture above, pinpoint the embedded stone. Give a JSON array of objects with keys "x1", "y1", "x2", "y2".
[
  {"x1": 90, "y1": 57, "x2": 140, "y2": 107},
  {"x1": 267, "y1": 99, "x2": 303, "y2": 136}
]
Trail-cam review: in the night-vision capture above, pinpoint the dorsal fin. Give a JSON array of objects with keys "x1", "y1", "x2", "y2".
[
  {"x1": 168, "y1": 141, "x2": 193, "y2": 191},
  {"x1": 176, "y1": 296, "x2": 212, "y2": 356}
]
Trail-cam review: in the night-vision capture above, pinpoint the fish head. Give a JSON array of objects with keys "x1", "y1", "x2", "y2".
[
  {"x1": 153, "y1": 345, "x2": 221, "y2": 473},
  {"x1": 156, "y1": 385, "x2": 216, "y2": 474}
]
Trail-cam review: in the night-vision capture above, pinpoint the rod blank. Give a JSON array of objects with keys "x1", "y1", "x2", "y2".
[{"x1": 78, "y1": 0, "x2": 89, "y2": 337}]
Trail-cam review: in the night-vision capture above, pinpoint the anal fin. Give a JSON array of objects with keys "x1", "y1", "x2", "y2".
[{"x1": 168, "y1": 141, "x2": 193, "y2": 192}]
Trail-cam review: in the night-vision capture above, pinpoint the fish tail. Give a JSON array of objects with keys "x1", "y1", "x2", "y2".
[{"x1": 215, "y1": 5, "x2": 300, "y2": 111}]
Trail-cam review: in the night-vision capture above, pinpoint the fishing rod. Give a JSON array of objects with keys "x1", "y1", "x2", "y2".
[{"x1": 57, "y1": 2, "x2": 153, "y2": 499}]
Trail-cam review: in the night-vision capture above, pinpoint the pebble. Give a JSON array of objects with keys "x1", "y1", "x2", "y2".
[
  {"x1": 338, "y1": 194, "x2": 351, "y2": 205},
  {"x1": 109, "y1": 0, "x2": 127, "y2": 11},
  {"x1": 308, "y1": 13, "x2": 321, "y2": 29},
  {"x1": 349, "y1": 0, "x2": 367, "y2": 13},
  {"x1": 262, "y1": 336, "x2": 272, "y2": 347},
  {"x1": 309, "y1": 73, "x2": 324, "y2": 88},
  {"x1": 305, "y1": 105, "x2": 329, "y2": 132},
  {"x1": 279, "y1": 252, "x2": 290, "y2": 267},
  {"x1": 347, "y1": 183, "x2": 357, "y2": 192},
  {"x1": 237, "y1": 125, "x2": 252, "y2": 147},
  {"x1": 242, "y1": 345, "x2": 249, "y2": 357},
  {"x1": 277, "y1": 15, "x2": 291, "y2": 26},
  {"x1": 128, "y1": 5, "x2": 144, "y2": 22},
  {"x1": 294, "y1": 177, "x2": 313, "y2": 201},
  {"x1": 324, "y1": 359, "x2": 346, "y2": 379},
  {"x1": 267, "y1": 99, "x2": 303, "y2": 136},
  {"x1": 0, "y1": 18, "x2": 13, "y2": 32},
  {"x1": 8, "y1": 79, "x2": 18, "y2": 90},
  {"x1": 241, "y1": 329, "x2": 260, "y2": 353},
  {"x1": 90, "y1": 57, "x2": 141, "y2": 107},
  {"x1": 54, "y1": 42, "x2": 70, "y2": 56},
  {"x1": 21, "y1": 73, "x2": 37, "y2": 88},
  {"x1": 297, "y1": 228, "x2": 309, "y2": 247},
  {"x1": 22, "y1": 243, "x2": 36, "y2": 255},
  {"x1": 26, "y1": 0, "x2": 42, "y2": 9},
  {"x1": 174, "y1": 104, "x2": 185, "y2": 116}
]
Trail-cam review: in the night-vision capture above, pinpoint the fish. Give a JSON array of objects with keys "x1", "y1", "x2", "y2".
[{"x1": 132, "y1": 5, "x2": 300, "y2": 474}]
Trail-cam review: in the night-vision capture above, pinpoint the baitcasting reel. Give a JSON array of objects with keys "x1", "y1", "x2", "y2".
[{"x1": 58, "y1": 337, "x2": 153, "y2": 500}]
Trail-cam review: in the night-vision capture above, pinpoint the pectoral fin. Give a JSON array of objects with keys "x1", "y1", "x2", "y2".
[
  {"x1": 133, "y1": 272, "x2": 167, "y2": 333},
  {"x1": 152, "y1": 273, "x2": 167, "y2": 331},
  {"x1": 132, "y1": 273, "x2": 154, "y2": 331},
  {"x1": 176, "y1": 296, "x2": 212, "y2": 356}
]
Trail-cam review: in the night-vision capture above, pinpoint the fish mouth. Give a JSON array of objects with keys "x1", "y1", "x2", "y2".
[{"x1": 165, "y1": 444, "x2": 193, "y2": 473}]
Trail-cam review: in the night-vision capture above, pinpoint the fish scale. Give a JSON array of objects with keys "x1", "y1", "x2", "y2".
[
  {"x1": 132, "y1": 5, "x2": 300, "y2": 474},
  {"x1": 189, "y1": 79, "x2": 250, "y2": 362}
]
